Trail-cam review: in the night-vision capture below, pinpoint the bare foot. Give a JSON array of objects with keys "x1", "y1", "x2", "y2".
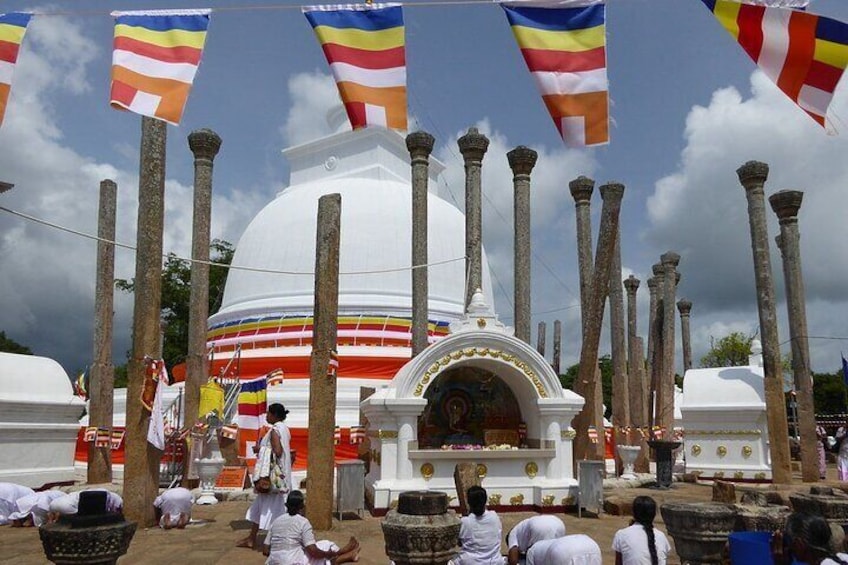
[
  {"x1": 338, "y1": 536, "x2": 358, "y2": 554},
  {"x1": 176, "y1": 513, "x2": 189, "y2": 529},
  {"x1": 162, "y1": 515, "x2": 172, "y2": 530},
  {"x1": 235, "y1": 536, "x2": 254, "y2": 548}
]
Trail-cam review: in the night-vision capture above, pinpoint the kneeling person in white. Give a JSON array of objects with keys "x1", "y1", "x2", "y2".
[
  {"x1": 154, "y1": 487, "x2": 193, "y2": 529},
  {"x1": 450, "y1": 486, "x2": 503, "y2": 565},
  {"x1": 506, "y1": 514, "x2": 566, "y2": 565},
  {"x1": 612, "y1": 496, "x2": 670, "y2": 565},
  {"x1": 526, "y1": 534, "x2": 602, "y2": 565},
  {"x1": 0, "y1": 483, "x2": 34, "y2": 525}
]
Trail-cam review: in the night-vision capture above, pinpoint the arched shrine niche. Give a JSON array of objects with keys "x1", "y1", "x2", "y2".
[{"x1": 417, "y1": 365, "x2": 521, "y2": 449}]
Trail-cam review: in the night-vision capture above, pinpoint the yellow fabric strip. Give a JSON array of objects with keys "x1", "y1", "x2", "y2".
[
  {"x1": 114, "y1": 24, "x2": 207, "y2": 50},
  {"x1": 712, "y1": 0, "x2": 741, "y2": 41},
  {"x1": 815, "y1": 37, "x2": 848, "y2": 69},
  {"x1": 510, "y1": 23, "x2": 604, "y2": 52},
  {"x1": 313, "y1": 25, "x2": 403, "y2": 51},
  {"x1": 0, "y1": 23, "x2": 26, "y2": 44}
]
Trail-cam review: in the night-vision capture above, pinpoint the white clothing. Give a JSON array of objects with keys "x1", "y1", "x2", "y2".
[
  {"x1": 612, "y1": 524, "x2": 671, "y2": 565},
  {"x1": 526, "y1": 535, "x2": 602, "y2": 565},
  {"x1": 49, "y1": 490, "x2": 124, "y2": 516},
  {"x1": 0, "y1": 483, "x2": 34, "y2": 525},
  {"x1": 10, "y1": 491, "x2": 66, "y2": 526},
  {"x1": 153, "y1": 487, "x2": 193, "y2": 527},
  {"x1": 451, "y1": 510, "x2": 504, "y2": 565},
  {"x1": 822, "y1": 555, "x2": 848, "y2": 565},
  {"x1": 507, "y1": 515, "x2": 566, "y2": 554},
  {"x1": 264, "y1": 513, "x2": 338, "y2": 565},
  {"x1": 246, "y1": 421, "x2": 292, "y2": 530}
]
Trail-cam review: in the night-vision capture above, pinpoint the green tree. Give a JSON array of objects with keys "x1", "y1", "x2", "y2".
[
  {"x1": 812, "y1": 370, "x2": 847, "y2": 415},
  {"x1": 116, "y1": 239, "x2": 234, "y2": 370},
  {"x1": 559, "y1": 355, "x2": 613, "y2": 418},
  {"x1": 699, "y1": 331, "x2": 755, "y2": 368},
  {"x1": 0, "y1": 331, "x2": 32, "y2": 355}
]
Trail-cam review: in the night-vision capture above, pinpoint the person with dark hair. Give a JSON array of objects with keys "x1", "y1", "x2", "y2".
[
  {"x1": 450, "y1": 486, "x2": 503, "y2": 565},
  {"x1": 612, "y1": 496, "x2": 671, "y2": 565},
  {"x1": 773, "y1": 512, "x2": 848, "y2": 565},
  {"x1": 506, "y1": 515, "x2": 566, "y2": 564},
  {"x1": 237, "y1": 403, "x2": 293, "y2": 549},
  {"x1": 263, "y1": 490, "x2": 359, "y2": 565}
]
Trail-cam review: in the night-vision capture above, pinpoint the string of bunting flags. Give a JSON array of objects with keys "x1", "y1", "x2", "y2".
[{"x1": 0, "y1": 0, "x2": 845, "y2": 141}]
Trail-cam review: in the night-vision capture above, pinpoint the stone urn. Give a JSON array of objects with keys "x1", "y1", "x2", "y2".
[
  {"x1": 790, "y1": 488, "x2": 848, "y2": 526},
  {"x1": 617, "y1": 445, "x2": 641, "y2": 480},
  {"x1": 381, "y1": 491, "x2": 461, "y2": 565},
  {"x1": 195, "y1": 432, "x2": 226, "y2": 505},
  {"x1": 660, "y1": 502, "x2": 737, "y2": 565},
  {"x1": 648, "y1": 440, "x2": 681, "y2": 488}
]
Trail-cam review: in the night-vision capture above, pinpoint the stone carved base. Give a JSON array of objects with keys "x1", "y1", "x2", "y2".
[
  {"x1": 790, "y1": 489, "x2": 848, "y2": 526},
  {"x1": 660, "y1": 502, "x2": 736, "y2": 565},
  {"x1": 382, "y1": 491, "x2": 460, "y2": 565},
  {"x1": 39, "y1": 521, "x2": 137, "y2": 565}
]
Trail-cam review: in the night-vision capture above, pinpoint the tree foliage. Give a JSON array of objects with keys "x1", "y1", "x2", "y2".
[
  {"x1": 0, "y1": 331, "x2": 32, "y2": 355},
  {"x1": 116, "y1": 239, "x2": 235, "y2": 369},
  {"x1": 699, "y1": 331, "x2": 755, "y2": 368},
  {"x1": 559, "y1": 355, "x2": 613, "y2": 418},
  {"x1": 812, "y1": 370, "x2": 848, "y2": 415}
]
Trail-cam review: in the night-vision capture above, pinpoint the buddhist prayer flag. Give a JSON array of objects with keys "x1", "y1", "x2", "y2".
[
  {"x1": 110, "y1": 9, "x2": 211, "y2": 125},
  {"x1": 110, "y1": 430, "x2": 125, "y2": 450},
  {"x1": 334, "y1": 426, "x2": 342, "y2": 445},
  {"x1": 221, "y1": 424, "x2": 238, "y2": 440},
  {"x1": 501, "y1": 1, "x2": 609, "y2": 146},
  {"x1": 701, "y1": 0, "x2": 848, "y2": 128},
  {"x1": 328, "y1": 350, "x2": 339, "y2": 377},
  {"x1": 95, "y1": 428, "x2": 111, "y2": 448},
  {"x1": 266, "y1": 368, "x2": 285, "y2": 387},
  {"x1": 237, "y1": 376, "x2": 268, "y2": 430},
  {"x1": 587, "y1": 425, "x2": 599, "y2": 444},
  {"x1": 0, "y1": 12, "x2": 31, "y2": 128},
  {"x1": 303, "y1": 3, "x2": 407, "y2": 131},
  {"x1": 84, "y1": 426, "x2": 97, "y2": 442},
  {"x1": 350, "y1": 425, "x2": 366, "y2": 444}
]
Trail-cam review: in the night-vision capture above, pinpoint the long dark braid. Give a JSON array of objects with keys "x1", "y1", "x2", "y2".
[
  {"x1": 632, "y1": 496, "x2": 659, "y2": 565},
  {"x1": 785, "y1": 512, "x2": 848, "y2": 565}
]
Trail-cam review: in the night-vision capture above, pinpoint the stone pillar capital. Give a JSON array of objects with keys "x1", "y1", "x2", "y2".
[
  {"x1": 661, "y1": 251, "x2": 681, "y2": 269},
  {"x1": 188, "y1": 128, "x2": 222, "y2": 161},
  {"x1": 737, "y1": 160, "x2": 769, "y2": 190},
  {"x1": 652, "y1": 263, "x2": 664, "y2": 278},
  {"x1": 677, "y1": 299, "x2": 692, "y2": 316},
  {"x1": 647, "y1": 276, "x2": 657, "y2": 291},
  {"x1": 624, "y1": 274, "x2": 640, "y2": 294},
  {"x1": 769, "y1": 189, "x2": 803, "y2": 222},
  {"x1": 569, "y1": 176, "x2": 594, "y2": 204},
  {"x1": 457, "y1": 127, "x2": 489, "y2": 162},
  {"x1": 599, "y1": 182, "x2": 625, "y2": 202},
  {"x1": 507, "y1": 145, "x2": 538, "y2": 176},
  {"x1": 405, "y1": 131, "x2": 435, "y2": 159}
]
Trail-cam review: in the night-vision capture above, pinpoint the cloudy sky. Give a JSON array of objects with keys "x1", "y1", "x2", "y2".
[{"x1": 0, "y1": 0, "x2": 846, "y2": 381}]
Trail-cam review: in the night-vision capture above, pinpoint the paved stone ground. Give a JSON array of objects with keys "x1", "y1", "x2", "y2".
[{"x1": 2, "y1": 467, "x2": 843, "y2": 565}]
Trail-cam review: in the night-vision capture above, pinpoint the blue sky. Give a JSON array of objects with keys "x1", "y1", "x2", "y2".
[{"x1": 1, "y1": 0, "x2": 847, "y2": 379}]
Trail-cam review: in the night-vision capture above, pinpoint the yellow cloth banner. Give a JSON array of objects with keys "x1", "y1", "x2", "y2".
[{"x1": 199, "y1": 381, "x2": 225, "y2": 419}]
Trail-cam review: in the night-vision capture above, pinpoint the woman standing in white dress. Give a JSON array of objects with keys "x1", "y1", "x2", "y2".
[{"x1": 237, "y1": 403, "x2": 292, "y2": 549}]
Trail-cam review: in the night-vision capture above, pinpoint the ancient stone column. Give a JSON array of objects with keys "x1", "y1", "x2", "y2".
[
  {"x1": 610, "y1": 233, "x2": 629, "y2": 435},
  {"x1": 553, "y1": 320, "x2": 562, "y2": 375},
  {"x1": 406, "y1": 131, "x2": 435, "y2": 357},
  {"x1": 632, "y1": 335, "x2": 649, "y2": 472},
  {"x1": 88, "y1": 179, "x2": 117, "y2": 485},
  {"x1": 624, "y1": 276, "x2": 642, "y2": 425},
  {"x1": 657, "y1": 252, "x2": 680, "y2": 435},
  {"x1": 573, "y1": 182, "x2": 625, "y2": 461},
  {"x1": 124, "y1": 117, "x2": 166, "y2": 526},
  {"x1": 645, "y1": 275, "x2": 658, "y2": 406},
  {"x1": 457, "y1": 128, "x2": 489, "y2": 309},
  {"x1": 648, "y1": 265, "x2": 664, "y2": 431},
  {"x1": 184, "y1": 129, "x2": 222, "y2": 433},
  {"x1": 677, "y1": 300, "x2": 693, "y2": 373},
  {"x1": 770, "y1": 189, "x2": 818, "y2": 483},
  {"x1": 508, "y1": 145, "x2": 537, "y2": 344},
  {"x1": 536, "y1": 321, "x2": 546, "y2": 357},
  {"x1": 569, "y1": 176, "x2": 594, "y2": 336},
  {"x1": 737, "y1": 161, "x2": 791, "y2": 484},
  {"x1": 306, "y1": 193, "x2": 341, "y2": 530}
]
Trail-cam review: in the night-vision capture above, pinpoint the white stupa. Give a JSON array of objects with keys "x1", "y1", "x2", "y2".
[{"x1": 206, "y1": 110, "x2": 494, "y2": 466}]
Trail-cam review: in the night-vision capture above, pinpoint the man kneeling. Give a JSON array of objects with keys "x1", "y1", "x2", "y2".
[{"x1": 154, "y1": 487, "x2": 193, "y2": 529}]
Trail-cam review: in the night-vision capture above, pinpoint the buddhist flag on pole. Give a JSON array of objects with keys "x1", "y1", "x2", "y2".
[
  {"x1": 701, "y1": 0, "x2": 848, "y2": 128},
  {"x1": 237, "y1": 376, "x2": 268, "y2": 430},
  {"x1": 110, "y1": 10, "x2": 211, "y2": 125},
  {"x1": 501, "y1": 1, "x2": 609, "y2": 146},
  {"x1": 303, "y1": 3, "x2": 407, "y2": 131},
  {"x1": 0, "y1": 13, "x2": 32, "y2": 127}
]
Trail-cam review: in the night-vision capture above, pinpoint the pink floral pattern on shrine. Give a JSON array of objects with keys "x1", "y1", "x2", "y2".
[{"x1": 439, "y1": 444, "x2": 518, "y2": 451}]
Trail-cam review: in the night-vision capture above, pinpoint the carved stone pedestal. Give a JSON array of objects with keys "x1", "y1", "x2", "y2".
[
  {"x1": 660, "y1": 502, "x2": 736, "y2": 565},
  {"x1": 790, "y1": 488, "x2": 848, "y2": 526},
  {"x1": 381, "y1": 491, "x2": 460, "y2": 565},
  {"x1": 648, "y1": 440, "x2": 681, "y2": 488},
  {"x1": 39, "y1": 521, "x2": 136, "y2": 564}
]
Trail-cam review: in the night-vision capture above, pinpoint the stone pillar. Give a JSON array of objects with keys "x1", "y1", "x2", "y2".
[
  {"x1": 648, "y1": 265, "x2": 664, "y2": 432},
  {"x1": 124, "y1": 117, "x2": 166, "y2": 526},
  {"x1": 573, "y1": 182, "x2": 625, "y2": 461},
  {"x1": 633, "y1": 335, "x2": 649, "y2": 472},
  {"x1": 645, "y1": 274, "x2": 658, "y2": 416},
  {"x1": 552, "y1": 320, "x2": 562, "y2": 375},
  {"x1": 406, "y1": 131, "x2": 435, "y2": 357},
  {"x1": 508, "y1": 145, "x2": 537, "y2": 344},
  {"x1": 184, "y1": 129, "x2": 222, "y2": 432},
  {"x1": 536, "y1": 321, "x2": 546, "y2": 357},
  {"x1": 610, "y1": 233, "x2": 629, "y2": 447},
  {"x1": 87, "y1": 179, "x2": 117, "y2": 485},
  {"x1": 677, "y1": 300, "x2": 693, "y2": 373},
  {"x1": 624, "y1": 275, "x2": 648, "y2": 471},
  {"x1": 737, "y1": 161, "x2": 791, "y2": 484},
  {"x1": 657, "y1": 252, "x2": 679, "y2": 435},
  {"x1": 457, "y1": 128, "x2": 489, "y2": 309},
  {"x1": 770, "y1": 189, "x2": 818, "y2": 483},
  {"x1": 305, "y1": 193, "x2": 341, "y2": 530}
]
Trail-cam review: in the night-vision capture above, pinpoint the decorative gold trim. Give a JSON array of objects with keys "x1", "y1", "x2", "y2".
[
  {"x1": 754, "y1": 472, "x2": 767, "y2": 480},
  {"x1": 488, "y1": 494, "x2": 502, "y2": 506},
  {"x1": 477, "y1": 318, "x2": 487, "y2": 328},
  {"x1": 742, "y1": 445, "x2": 753, "y2": 458},
  {"x1": 685, "y1": 429, "x2": 762, "y2": 437},
  {"x1": 734, "y1": 471, "x2": 745, "y2": 479},
  {"x1": 510, "y1": 494, "x2": 524, "y2": 506},
  {"x1": 476, "y1": 464, "x2": 488, "y2": 479},
  {"x1": 420, "y1": 462, "x2": 434, "y2": 480},
  {"x1": 525, "y1": 461, "x2": 539, "y2": 479},
  {"x1": 561, "y1": 429, "x2": 577, "y2": 440},
  {"x1": 367, "y1": 429, "x2": 398, "y2": 439},
  {"x1": 717, "y1": 445, "x2": 727, "y2": 457},
  {"x1": 691, "y1": 444, "x2": 702, "y2": 456},
  {"x1": 561, "y1": 496, "x2": 575, "y2": 506},
  {"x1": 541, "y1": 495, "x2": 555, "y2": 507},
  {"x1": 412, "y1": 348, "x2": 549, "y2": 398}
]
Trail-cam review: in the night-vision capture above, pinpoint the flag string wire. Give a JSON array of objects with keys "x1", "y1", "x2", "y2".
[{"x1": 0, "y1": 204, "x2": 465, "y2": 276}]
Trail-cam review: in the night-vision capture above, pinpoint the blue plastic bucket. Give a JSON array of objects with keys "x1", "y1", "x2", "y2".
[{"x1": 728, "y1": 531, "x2": 773, "y2": 565}]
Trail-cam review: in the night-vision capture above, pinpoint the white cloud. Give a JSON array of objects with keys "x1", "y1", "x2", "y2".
[{"x1": 280, "y1": 71, "x2": 345, "y2": 147}]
